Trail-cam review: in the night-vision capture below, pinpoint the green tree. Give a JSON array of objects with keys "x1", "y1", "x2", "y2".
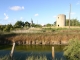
[
  {"x1": 24, "y1": 21, "x2": 30, "y2": 28},
  {"x1": 45, "y1": 23, "x2": 52, "y2": 27},
  {"x1": 3, "y1": 24, "x2": 13, "y2": 32},
  {"x1": 0, "y1": 25, "x2": 6, "y2": 31},
  {"x1": 66, "y1": 19, "x2": 80, "y2": 26},
  {"x1": 14, "y1": 21, "x2": 24, "y2": 28},
  {"x1": 53, "y1": 21, "x2": 56, "y2": 26},
  {"x1": 64, "y1": 39, "x2": 80, "y2": 60},
  {"x1": 31, "y1": 23, "x2": 35, "y2": 27},
  {"x1": 34, "y1": 24, "x2": 42, "y2": 28}
]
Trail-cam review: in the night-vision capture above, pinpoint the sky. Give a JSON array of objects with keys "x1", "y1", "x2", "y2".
[{"x1": 0, "y1": 0, "x2": 80, "y2": 25}]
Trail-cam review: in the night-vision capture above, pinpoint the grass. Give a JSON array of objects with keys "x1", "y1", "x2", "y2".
[
  {"x1": 26, "y1": 55, "x2": 47, "y2": 60},
  {"x1": 0, "y1": 55, "x2": 48, "y2": 60},
  {"x1": 0, "y1": 55, "x2": 10, "y2": 60},
  {"x1": 0, "y1": 55, "x2": 66, "y2": 60},
  {"x1": 1, "y1": 27, "x2": 80, "y2": 45}
]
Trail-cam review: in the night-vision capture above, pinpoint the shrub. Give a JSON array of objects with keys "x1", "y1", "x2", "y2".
[{"x1": 63, "y1": 39, "x2": 80, "y2": 60}]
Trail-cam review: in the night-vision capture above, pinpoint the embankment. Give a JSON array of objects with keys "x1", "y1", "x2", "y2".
[{"x1": 0, "y1": 31, "x2": 80, "y2": 45}]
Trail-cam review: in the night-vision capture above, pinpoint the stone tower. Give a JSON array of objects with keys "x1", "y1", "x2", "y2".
[{"x1": 56, "y1": 14, "x2": 66, "y2": 27}]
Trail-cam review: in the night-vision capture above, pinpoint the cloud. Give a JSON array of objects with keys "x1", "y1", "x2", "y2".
[
  {"x1": 76, "y1": 2, "x2": 80, "y2": 5},
  {"x1": 71, "y1": 12, "x2": 76, "y2": 15},
  {"x1": 53, "y1": 16, "x2": 56, "y2": 18},
  {"x1": 76, "y1": 1, "x2": 80, "y2": 5},
  {"x1": 34, "y1": 14, "x2": 39, "y2": 16},
  {"x1": 10, "y1": 6, "x2": 24, "y2": 11},
  {"x1": 4, "y1": 13, "x2": 9, "y2": 20},
  {"x1": 20, "y1": 17, "x2": 23, "y2": 20}
]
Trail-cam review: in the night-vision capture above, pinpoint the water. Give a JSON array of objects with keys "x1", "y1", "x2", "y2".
[{"x1": 0, "y1": 45, "x2": 67, "y2": 60}]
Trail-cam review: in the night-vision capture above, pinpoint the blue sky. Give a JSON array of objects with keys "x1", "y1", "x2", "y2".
[{"x1": 0, "y1": 0, "x2": 80, "y2": 25}]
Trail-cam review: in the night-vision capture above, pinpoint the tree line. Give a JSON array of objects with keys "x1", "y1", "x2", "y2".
[
  {"x1": 0, "y1": 18, "x2": 80, "y2": 32},
  {"x1": 0, "y1": 21, "x2": 42, "y2": 32},
  {"x1": 54, "y1": 18, "x2": 80, "y2": 26}
]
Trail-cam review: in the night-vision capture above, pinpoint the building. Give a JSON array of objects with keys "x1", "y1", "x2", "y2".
[{"x1": 56, "y1": 14, "x2": 66, "y2": 27}]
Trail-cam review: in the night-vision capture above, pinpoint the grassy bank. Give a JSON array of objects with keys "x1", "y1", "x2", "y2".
[{"x1": 0, "y1": 28, "x2": 80, "y2": 45}]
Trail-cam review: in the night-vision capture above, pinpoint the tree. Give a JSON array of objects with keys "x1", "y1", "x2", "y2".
[
  {"x1": 24, "y1": 21, "x2": 30, "y2": 28},
  {"x1": 53, "y1": 21, "x2": 56, "y2": 26},
  {"x1": 0, "y1": 25, "x2": 6, "y2": 31},
  {"x1": 14, "y1": 21, "x2": 24, "y2": 28},
  {"x1": 34, "y1": 24, "x2": 42, "y2": 28},
  {"x1": 3, "y1": 24, "x2": 13, "y2": 32},
  {"x1": 66, "y1": 19, "x2": 80, "y2": 26},
  {"x1": 64, "y1": 39, "x2": 80, "y2": 60},
  {"x1": 45, "y1": 23, "x2": 52, "y2": 27}
]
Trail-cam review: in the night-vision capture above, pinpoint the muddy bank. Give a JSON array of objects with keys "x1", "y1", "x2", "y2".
[{"x1": 0, "y1": 33, "x2": 80, "y2": 45}]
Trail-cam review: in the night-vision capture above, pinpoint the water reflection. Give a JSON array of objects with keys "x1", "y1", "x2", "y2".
[{"x1": 0, "y1": 45, "x2": 66, "y2": 60}]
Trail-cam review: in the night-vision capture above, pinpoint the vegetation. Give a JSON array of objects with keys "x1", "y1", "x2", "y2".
[
  {"x1": 0, "y1": 55, "x2": 47, "y2": 60},
  {"x1": 0, "y1": 20, "x2": 43, "y2": 32},
  {"x1": 0, "y1": 55, "x2": 10, "y2": 60},
  {"x1": 26, "y1": 55, "x2": 47, "y2": 60},
  {"x1": 66, "y1": 19, "x2": 80, "y2": 26},
  {"x1": 54, "y1": 18, "x2": 80, "y2": 26},
  {"x1": 0, "y1": 18, "x2": 80, "y2": 32},
  {"x1": 64, "y1": 39, "x2": 80, "y2": 60},
  {"x1": 14, "y1": 21, "x2": 24, "y2": 28}
]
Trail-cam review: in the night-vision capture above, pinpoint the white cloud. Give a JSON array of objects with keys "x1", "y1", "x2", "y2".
[
  {"x1": 53, "y1": 16, "x2": 56, "y2": 18},
  {"x1": 4, "y1": 13, "x2": 9, "y2": 20},
  {"x1": 71, "y1": 12, "x2": 76, "y2": 15},
  {"x1": 76, "y1": 2, "x2": 80, "y2": 5},
  {"x1": 20, "y1": 17, "x2": 23, "y2": 20},
  {"x1": 76, "y1": 1, "x2": 80, "y2": 5},
  {"x1": 34, "y1": 13, "x2": 39, "y2": 16},
  {"x1": 10, "y1": 6, "x2": 24, "y2": 11}
]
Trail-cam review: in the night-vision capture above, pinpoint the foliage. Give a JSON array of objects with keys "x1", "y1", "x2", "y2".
[
  {"x1": 53, "y1": 21, "x2": 56, "y2": 26},
  {"x1": 34, "y1": 24, "x2": 42, "y2": 28},
  {"x1": 45, "y1": 23, "x2": 53, "y2": 27},
  {"x1": 42, "y1": 28, "x2": 54, "y2": 32},
  {"x1": 0, "y1": 25, "x2": 6, "y2": 31},
  {"x1": 31, "y1": 23, "x2": 35, "y2": 27},
  {"x1": 63, "y1": 39, "x2": 80, "y2": 60},
  {"x1": 24, "y1": 21, "x2": 30, "y2": 28},
  {"x1": 54, "y1": 18, "x2": 80, "y2": 26},
  {"x1": 14, "y1": 21, "x2": 24, "y2": 28},
  {"x1": 3, "y1": 24, "x2": 13, "y2": 32},
  {"x1": 66, "y1": 19, "x2": 80, "y2": 26}
]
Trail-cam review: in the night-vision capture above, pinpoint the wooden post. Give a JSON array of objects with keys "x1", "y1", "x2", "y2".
[
  {"x1": 10, "y1": 42, "x2": 15, "y2": 58},
  {"x1": 52, "y1": 46, "x2": 55, "y2": 59}
]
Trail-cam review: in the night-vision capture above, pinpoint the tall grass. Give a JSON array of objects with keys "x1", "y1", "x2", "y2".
[
  {"x1": 0, "y1": 55, "x2": 10, "y2": 60},
  {"x1": 26, "y1": 55, "x2": 47, "y2": 60}
]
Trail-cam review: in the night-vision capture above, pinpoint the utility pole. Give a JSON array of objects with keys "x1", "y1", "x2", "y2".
[
  {"x1": 69, "y1": 4, "x2": 71, "y2": 29},
  {"x1": 37, "y1": 20, "x2": 38, "y2": 24}
]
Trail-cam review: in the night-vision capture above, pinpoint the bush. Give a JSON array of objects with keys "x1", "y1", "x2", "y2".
[{"x1": 63, "y1": 39, "x2": 80, "y2": 60}]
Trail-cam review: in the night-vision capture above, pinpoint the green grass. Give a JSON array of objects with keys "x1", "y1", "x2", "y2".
[
  {"x1": 0, "y1": 55, "x2": 10, "y2": 60},
  {"x1": 26, "y1": 55, "x2": 47, "y2": 60}
]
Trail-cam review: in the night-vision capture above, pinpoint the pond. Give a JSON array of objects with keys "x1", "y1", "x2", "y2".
[{"x1": 0, "y1": 45, "x2": 67, "y2": 60}]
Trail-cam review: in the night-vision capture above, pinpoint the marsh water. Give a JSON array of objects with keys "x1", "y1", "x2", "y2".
[{"x1": 0, "y1": 45, "x2": 67, "y2": 60}]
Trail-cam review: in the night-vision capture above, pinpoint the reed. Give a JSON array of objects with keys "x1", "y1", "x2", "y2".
[
  {"x1": 26, "y1": 55, "x2": 47, "y2": 60},
  {"x1": 0, "y1": 55, "x2": 10, "y2": 60},
  {"x1": 1, "y1": 29, "x2": 80, "y2": 45}
]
